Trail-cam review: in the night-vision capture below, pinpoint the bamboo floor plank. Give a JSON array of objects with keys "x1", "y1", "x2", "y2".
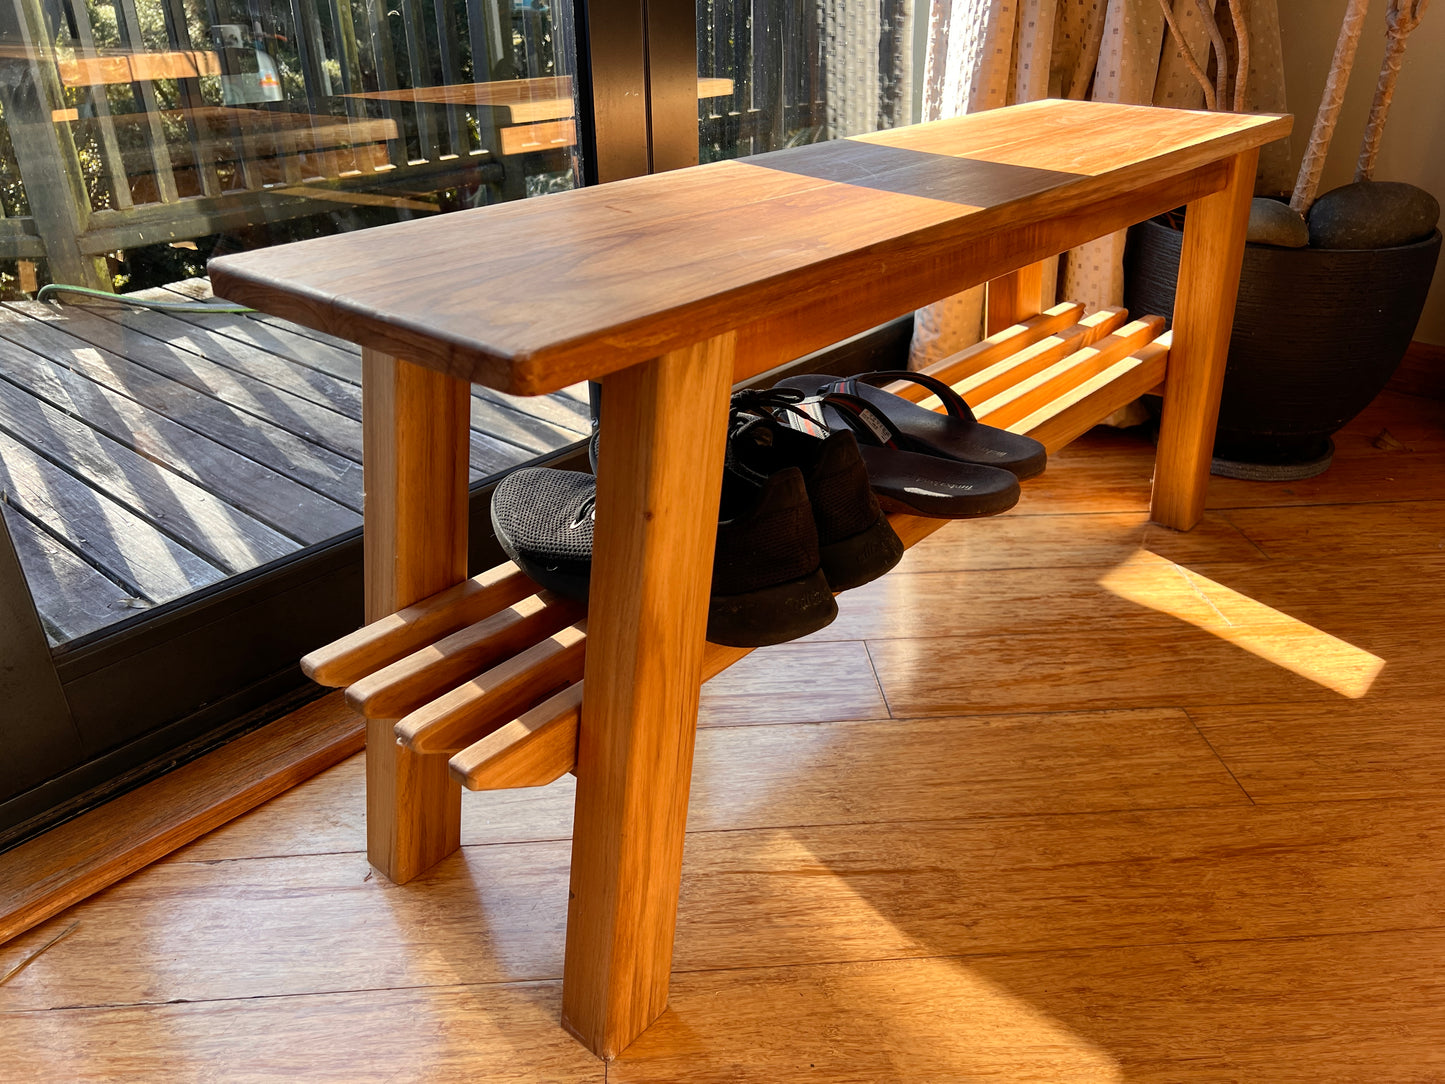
[
  {"x1": 895, "y1": 509, "x2": 1265, "y2": 573},
  {"x1": 1189, "y1": 696, "x2": 1445, "y2": 804},
  {"x1": 813, "y1": 547, "x2": 1445, "y2": 645},
  {"x1": 7, "y1": 798, "x2": 1445, "y2": 1011},
  {"x1": 5, "y1": 387, "x2": 1440, "y2": 1077},
  {"x1": 613, "y1": 928, "x2": 1445, "y2": 1082},
  {"x1": 0, "y1": 981, "x2": 603, "y2": 1083},
  {"x1": 864, "y1": 620, "x2": 1425, "y2": 717},
  {"x1": 0, "y1": 694, "x2": 361, "y2": 948},
  {"x1": 0, "y1": 330, "x2": 360, "y2": 541},
  {"x1": 175, "y1": 704, "x2": 1243, "y2": 862},
  {"x1": 1222, "y1": 499, "x2": 1445, "y2": 562}
]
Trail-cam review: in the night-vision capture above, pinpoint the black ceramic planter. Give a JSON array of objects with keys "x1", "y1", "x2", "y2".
[{"x1": 1124, "y1": 217, "x2": 1441, "y2": 473}]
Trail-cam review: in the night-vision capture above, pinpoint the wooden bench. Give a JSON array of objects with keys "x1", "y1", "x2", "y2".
[{"x1": 209, "y1": 98, "x2": 1291, "y2": 1058}]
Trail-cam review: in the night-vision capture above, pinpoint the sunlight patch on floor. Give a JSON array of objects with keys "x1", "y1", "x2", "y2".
[{"x1": 1099, "y1": 551, "x2": 1385, "y2": 698}]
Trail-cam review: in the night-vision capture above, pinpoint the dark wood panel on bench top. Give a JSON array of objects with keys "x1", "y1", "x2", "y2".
[{"x1": 210, "y1": 101, "x2": 1289, "y2": 395}]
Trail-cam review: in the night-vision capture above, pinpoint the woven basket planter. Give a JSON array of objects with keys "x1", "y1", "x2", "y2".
[{"x1": 1125, "y1": 216, "x2": 1441, "y2": 470}]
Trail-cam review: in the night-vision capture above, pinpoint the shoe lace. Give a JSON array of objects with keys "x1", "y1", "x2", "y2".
[{"x1": 730, "y1": 386, "x2": 831, "y2": 435}]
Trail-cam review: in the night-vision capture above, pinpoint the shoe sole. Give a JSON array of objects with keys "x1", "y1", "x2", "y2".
[
  {"x1": 707, "y1": 567, "x2": 837, "y2": 648},
  {"x1": 819, "y1": 512, "x2": 904, "y2": 592}
]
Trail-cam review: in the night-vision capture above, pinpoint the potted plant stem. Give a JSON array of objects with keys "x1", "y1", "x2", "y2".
[{"x1": 1125, "y1": 0, "x2": 1441, "y2": 478}]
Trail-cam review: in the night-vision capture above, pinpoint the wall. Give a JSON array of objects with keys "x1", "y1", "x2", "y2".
[{"x1": 1279, "y1": 2, "x2": 1445, "y2": 344}]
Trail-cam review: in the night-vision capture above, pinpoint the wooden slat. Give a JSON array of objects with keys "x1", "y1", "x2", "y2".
[
  {"x1": 1018, "y1": 338, "x2": 1171, "y2": 452},
  {"x1": 448, "y1": 685, "x2": 584, "y2": 790},
  {"x1": 63, "y1": 2, "x2": 133, "y2": 211},
  {"x1": 396, "y1": 624, "x2": 588, "y2": 754},
  {"x1": 450, "y1": 641, "x2": 752, "y2": 790},
  {"x1": 57, "y1": 49, "x2": 223, "y2": 86},
  {"x1": 210, "y1": 101, "x2": 1289, "y2": 394},
  {"x1": 5, "y1": 302, "x2": 367, "y2": 465},
  {"x1": 348, "y1": 593, "x2": 585, "y2": 719},
  {"x1": 971, "y1": 314, "x2": 1166, "y2": 429},
  {"x1": 0, "y1": 327, "x2": 359, "y2": 542},
  {"x1": 153, "y1": 283, "x2": 593, "y2": 446},
  {"x1": 885, "y1": 302, "x2": 1085, "y2": 400},
  {"x1": 163, "y1": 278, "x2": 367, "y2": 354},
  {"x1": 500, "y1": 119, "x2": 577, "y2": 156},
  {"x1": 950, "y1": 308, "x2": 1126, "y2": 405},
  {"x1": 111, "y1": 1, "x2": 181, "y2": 205},
  {"x1": 302, "y1": 562, "x2": 537, "y2": 686}
]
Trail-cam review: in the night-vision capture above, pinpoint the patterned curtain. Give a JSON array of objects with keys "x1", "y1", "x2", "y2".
[{"x1": 909, "y1": 0, "x2": 1289, "y2": 368}]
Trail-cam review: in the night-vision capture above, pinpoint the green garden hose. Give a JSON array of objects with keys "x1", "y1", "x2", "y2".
[{"x1": 36, "y1": 283, "x2": 257, "y2": 314}]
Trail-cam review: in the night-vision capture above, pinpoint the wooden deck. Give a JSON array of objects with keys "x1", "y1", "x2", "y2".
[{"x1": 0, "y1": 280, "x2": 590, "y2": 645}]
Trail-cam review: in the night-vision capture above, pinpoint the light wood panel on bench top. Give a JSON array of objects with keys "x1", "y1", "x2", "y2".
[{"x1": 210, "y1": 100, "x2": 1288, "y2": 394}]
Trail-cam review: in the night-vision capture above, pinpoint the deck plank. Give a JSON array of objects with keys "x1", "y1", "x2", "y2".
[
  {"x1": 164, "y1": 277, "x2": 370, "y2": 354},
  {"x1": 0, "y1": 373, "x2": 298, "y2": 573},
  {"x1": 0, "y1": 335, "x2": 361, "y2": 546},
  {"x1": 162, "y1": 279, "x2": 595, "y2": 440},
  {"x1": 20, "y1": 302, "x2": 553, "y2": 475},
  {"x1": 7, "y1": 302, "x2": 368, "y2": 463},
  {"x1": 0, "y1": 333, "x2": 358, "y2": 542},
  {"x1": 0, "y1": 293, "x2": 582, "y2": 642},
  {"x1": 0, "y1": 429, "x2": 224, "y2": 603},
  {"x1": 0, "y1": 309, "x2": 366, "y2": 509},
  {"x1": 2, "y1": 508, "x2": 138, "y2": 642}
]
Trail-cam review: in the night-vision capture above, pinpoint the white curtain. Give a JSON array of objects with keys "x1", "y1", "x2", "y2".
[{"x1": 910, "y1": 0, "x2": 1289, "y2": 368}]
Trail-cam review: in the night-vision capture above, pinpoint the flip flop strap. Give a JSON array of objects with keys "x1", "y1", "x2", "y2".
[
  {"x1": 830, "y1": 370, "x2": 978, "y2": 424},
  {"x1": 811, "y1": 389, "x2": 908, "y2": 449}
]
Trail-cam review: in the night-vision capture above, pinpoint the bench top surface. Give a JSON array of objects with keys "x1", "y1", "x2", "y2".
[{"x1": 208, "y1": 99, "x2": 1289, "y2": 395}]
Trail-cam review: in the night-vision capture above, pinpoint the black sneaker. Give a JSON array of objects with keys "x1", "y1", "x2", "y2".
[
  {"x1": 490, "y1": 455, "x2": 837, "y2": 648},
  {"x1": 728, "y1": 388, "x2": 904, "y2": 591}
]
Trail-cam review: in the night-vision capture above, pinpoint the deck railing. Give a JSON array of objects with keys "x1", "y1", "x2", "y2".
[
  {"x1": 0, "y1": 0, "x2": 911, "y2": 289},
  {"x1": 0, "y1": 0, "x2": 578, "y2": 288}
]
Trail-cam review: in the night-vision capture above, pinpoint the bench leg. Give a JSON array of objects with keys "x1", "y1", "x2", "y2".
[
  {"x1": 361, "y1": 348, "x2": 470, "y2": 883},
  {"x1": 986, "y1": 261, "x2": 1045, "y2": 335},
  {"x1": 1151, "y1": 148, "x2": 1259, "y2": 530},
  {"x1": 561, "y1": 334, "x2": 735, "y2": 1057}
]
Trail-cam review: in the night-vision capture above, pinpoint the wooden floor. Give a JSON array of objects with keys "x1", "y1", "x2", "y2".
[
  {"x1": 0, "y1": 279, "x2": 590, "y2": 645},
  {"x1": 2, "y1": 389, "x2": 1443, "y2": 1080}
]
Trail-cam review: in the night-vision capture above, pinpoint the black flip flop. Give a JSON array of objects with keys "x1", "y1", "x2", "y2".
[
  {"x1": 776, "y1": 370, "x2": 1048, "y2": 479},
  {"x1": 769, "y1": 387, "x2": 1020, "y2": 519}
]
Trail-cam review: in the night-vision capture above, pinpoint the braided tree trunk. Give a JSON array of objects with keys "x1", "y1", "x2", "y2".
[
  {"x1": 1356, "y1": 0, "x2": 1431, "y2": 180},
  {"x1": 1290, "y1": 0, "x2": 1372, "y2": 213}
]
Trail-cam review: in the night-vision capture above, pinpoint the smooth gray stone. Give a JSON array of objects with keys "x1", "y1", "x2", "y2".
[
  {"x1": 1307, "y1": 181, "x2": 1440, "y2": 249},
  {"x1": 1247, "y1": 198, "x2": 1309, "y2": 247}
]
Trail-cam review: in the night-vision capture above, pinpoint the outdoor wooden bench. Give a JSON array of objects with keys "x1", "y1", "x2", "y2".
[{"x1": 209, "y1": 97, "x2": 1290, "y2": 1058}]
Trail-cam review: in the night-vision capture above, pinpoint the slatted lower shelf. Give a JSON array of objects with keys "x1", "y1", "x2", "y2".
[{"x1": 300, "y1": 301, "x2": 1171, "y2": 792}]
